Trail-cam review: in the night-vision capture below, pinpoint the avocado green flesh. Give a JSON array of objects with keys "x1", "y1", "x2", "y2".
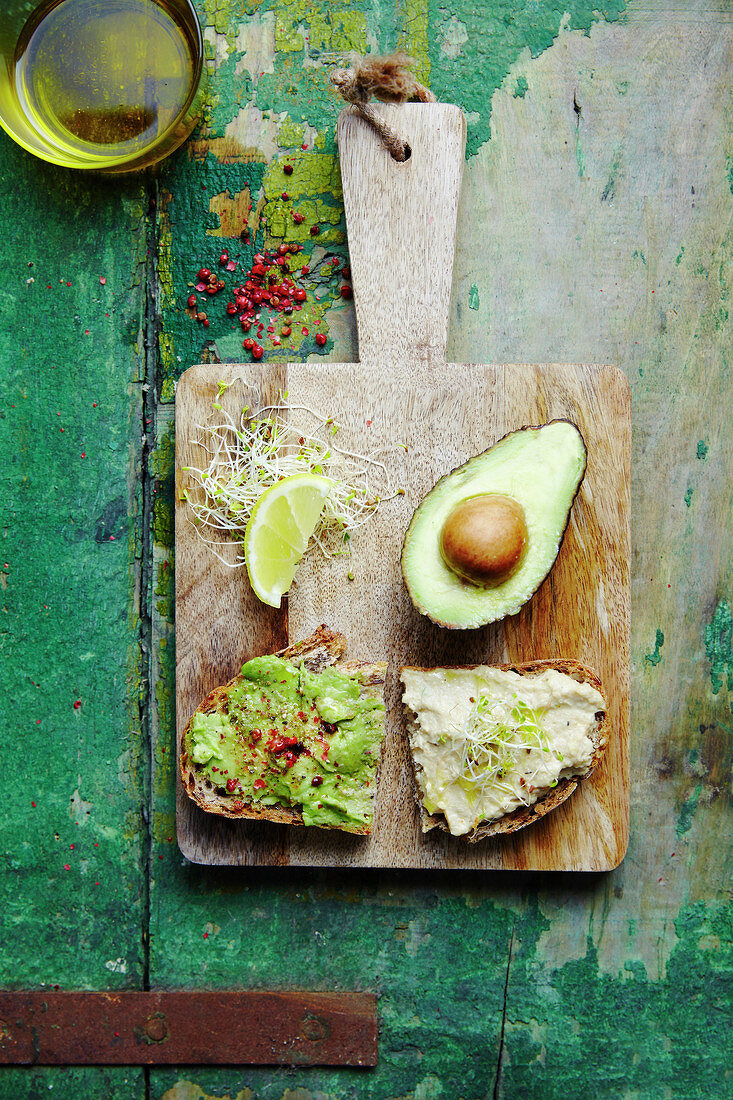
[
  {"x1": 189, "y1": 655, "x2": 385, "y2": 831},
  {"x1": 401, "y1": 421, "x2": 587, "y2": 629}
]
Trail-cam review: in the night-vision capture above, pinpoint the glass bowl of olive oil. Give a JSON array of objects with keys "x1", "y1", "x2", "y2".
[{"x1": 0, "y1": 0, "x2": 205, "y2": 172}]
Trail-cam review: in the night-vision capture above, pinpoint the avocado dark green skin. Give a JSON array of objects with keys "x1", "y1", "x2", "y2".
[{"x1": 401, "y1": 420, "x2": 588, "y2": 629}]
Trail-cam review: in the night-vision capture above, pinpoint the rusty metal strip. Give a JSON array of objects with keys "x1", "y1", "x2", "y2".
[{"x1": 0, "y1": 991, "x2": 377, "y2": 1066}]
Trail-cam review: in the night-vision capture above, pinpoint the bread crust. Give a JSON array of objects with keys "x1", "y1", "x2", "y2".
[
  {"x1": 400, "y1": 659, "x2": 608, "y2": 842},
  {"x1": 180, "y1": 625, "x2": 387, "y2": 834}
]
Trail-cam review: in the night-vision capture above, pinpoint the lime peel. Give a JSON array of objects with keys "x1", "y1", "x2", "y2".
[{"x1": 243, "y1": 473, "x2": 334, "y2": 607}]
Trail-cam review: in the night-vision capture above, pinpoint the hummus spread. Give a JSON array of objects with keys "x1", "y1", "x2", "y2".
[{"x1": 401, "y1": 666, "x2": 605, "y2": 835}]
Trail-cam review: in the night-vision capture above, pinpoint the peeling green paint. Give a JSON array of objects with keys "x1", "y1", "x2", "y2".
[
  {"x1": 468, "y1": 282, "x2": 480, "y2": 309},
  {"x1": 684, "y1": 486, "x2": 693, "y2": 507},
  {"x1": 513, "y1": 75, "x2": 528, "y2": 98},
  {"x1": 396, "y1": 0, "x2": 431, "y2": 85},
  {"x1": 154, "y1": 636, "x2": 176, "y2": 797},
  {"x1": 697, "y1": 439, "x2": 709, "y2": 460},
  {"x1": 644, "y1": 628, "x2": 665, "y2": 667},
  {"x1": 0, "y1": 131, "x2": 147, "y2": 998},
  {"x1": 705, "y1": 600, "x2": 732, "y2": 696},
  {"x1": 0, "y1": 1070, "x2": 145, "y2": 1098},
  {"x1": 145, "y1": 898, "x2": 733, "y2": 1100},
  {"x1": 428, "y1": 1, "x2": 627, "y2": 157},
  {"x1": 269, "y1": 0, "x2": 369, "y2": 57},
  {"x1": 0, "y1": 3, "x2": 718, "y2": 1098},
  {"x1": 277, "y1": 118, "x2": 305, "y2": 149},
  {"x1": 159, "y1": 134, "x2": 352, "y2": 377},
  {"x1": 502, "y1": 901, "x2": 733, "y2": 1097},
  {"x1": 155, "y1": 557, "x2": 175, "y2": 618},
  {"x1": 677, "y1": 782, "x2": 703, "y2": 837},
  {"x1": 152, "y1": 420, "x2": 176, "y2": 549}
]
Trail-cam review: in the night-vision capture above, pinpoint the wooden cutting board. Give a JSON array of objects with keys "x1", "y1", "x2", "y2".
[{"x1": 174, "y1": 104, "x2": 631, "y2": 870}]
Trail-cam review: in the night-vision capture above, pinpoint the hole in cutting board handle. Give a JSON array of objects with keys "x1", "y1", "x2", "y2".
[{"x1": 391, "y1": 142, "x2": 412, "y2": 162}]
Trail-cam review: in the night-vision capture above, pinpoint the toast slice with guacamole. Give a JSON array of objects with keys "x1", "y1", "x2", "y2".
[
  {"x1": 400, "y1": 660, "x2": 608, "y2": 842},
  {"x1": 181, "y1": 625, "x2": 387, "y2": 835}
]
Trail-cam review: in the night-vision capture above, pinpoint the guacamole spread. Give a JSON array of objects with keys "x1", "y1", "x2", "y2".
[{"x1": 189, "y1": 655, "x2": 385, "y2": 831}]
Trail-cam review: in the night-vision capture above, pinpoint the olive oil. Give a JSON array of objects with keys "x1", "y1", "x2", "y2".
[{"x1": 3, "y1": 0, "x2": 202, "y2": 169}]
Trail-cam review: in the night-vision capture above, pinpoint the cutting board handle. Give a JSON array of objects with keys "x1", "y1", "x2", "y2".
[{"x1": 337, "y1": 103, "x2": 466, "y2": 366}]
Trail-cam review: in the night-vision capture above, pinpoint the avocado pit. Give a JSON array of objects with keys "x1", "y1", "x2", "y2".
[{"x1": 440, "y1": 494, "x2": 527, "y2": 586}]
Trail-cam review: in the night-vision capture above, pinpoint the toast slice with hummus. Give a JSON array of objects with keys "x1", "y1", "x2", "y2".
[
  {"x1": 181, "y1": 625, "x2": 387, "y2": 835},
  {"x1": 400, "y1": 660, "x2": 608, "y2": 842}
]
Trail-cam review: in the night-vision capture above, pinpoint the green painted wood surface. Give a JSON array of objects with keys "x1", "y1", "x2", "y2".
[
  {"x1": 0, "y1": 135, "x2": 148, "y2": 1096},
  {"x1": 1, "y1": 1, "x2": 731, "y2": 1098}
]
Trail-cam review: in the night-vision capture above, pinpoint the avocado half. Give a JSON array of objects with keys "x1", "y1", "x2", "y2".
[{"x1": 401, "y1": 420, "x2": 587, "y2": 629}]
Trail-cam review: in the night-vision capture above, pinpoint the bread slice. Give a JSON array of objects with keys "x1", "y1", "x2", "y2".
[
  {"x1": 181, "y1": 625, "x2": 387, "y2": 834},
  {"x1": 401, "y1": 659, "x2": 608, "y2": 842}
]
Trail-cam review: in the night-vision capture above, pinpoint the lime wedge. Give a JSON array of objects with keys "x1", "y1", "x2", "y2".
[{"x1": 244, "y1": 473, "x2": 333, "y2": 607}]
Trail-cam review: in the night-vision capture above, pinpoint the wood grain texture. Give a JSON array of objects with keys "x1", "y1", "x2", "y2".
[
  {"x1": 175, "y1": 104, "x2": 630, "y2": 869},
  {"x1": 337, "y1": 104, "x2": 466, "y2": 363},
  {"x1": 175, "y1": 361, "x2": 630, "y2": 869}
]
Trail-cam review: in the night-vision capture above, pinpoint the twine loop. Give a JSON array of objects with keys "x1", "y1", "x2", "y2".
[{"x1": 330, "y1": 52, "x2": 436, "y2": 161}]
